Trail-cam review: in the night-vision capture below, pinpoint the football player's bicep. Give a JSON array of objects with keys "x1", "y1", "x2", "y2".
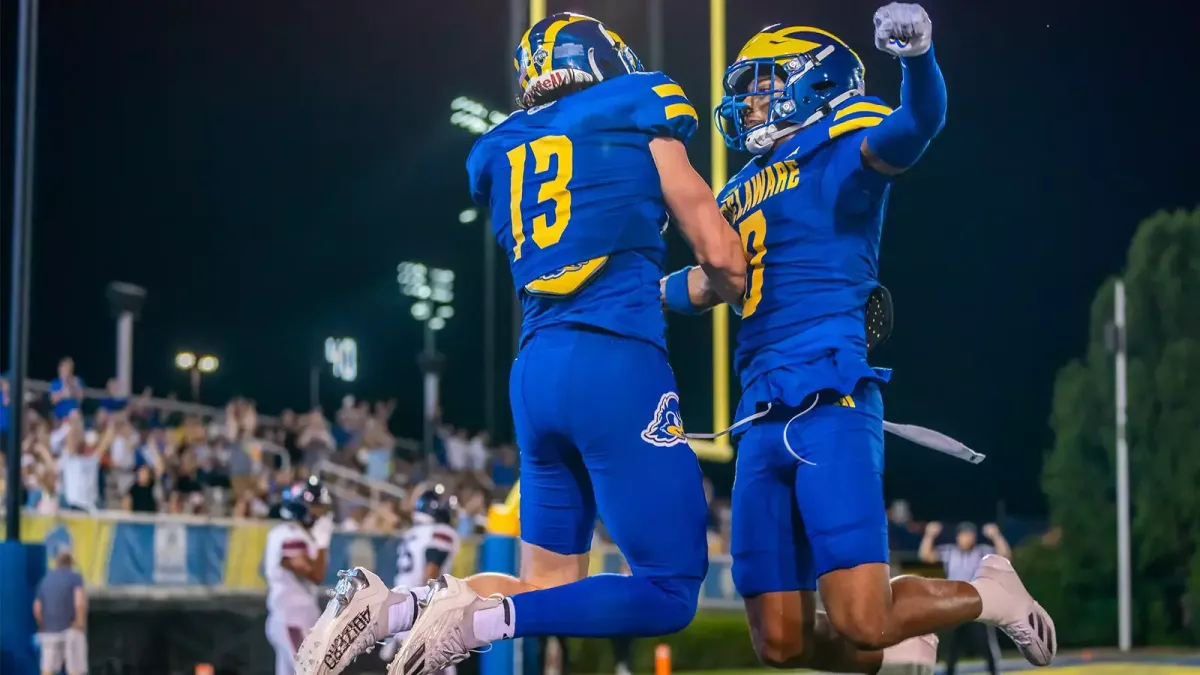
[
  {"x1": 861, "y1": 136, "x2": 906, "y2": 176},
  {"x1": 280, "y1": 555, "x2": 312, "y2": 576},
  {"x1": 651, "y1": 138, "x2": 736, "y2": 262}
]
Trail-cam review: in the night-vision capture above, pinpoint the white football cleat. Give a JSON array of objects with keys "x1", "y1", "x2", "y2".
[
  {"x1": 296, "y1": 567, "x2": 399, "y2": 675},
  {"x1": 879, "y1": 633, "x2": 937, "y2": 675},
  {"x1": 972, "y1": 555, "x2": 1057, "y2": 666},
  {"x1": 389, "y1": 575, "x2": 506, "y2": 675}
]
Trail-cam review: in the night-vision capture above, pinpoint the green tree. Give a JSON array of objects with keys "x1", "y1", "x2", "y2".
[{"x1": 1036, "y1": 207, "x2": 1200, "y2": 646}]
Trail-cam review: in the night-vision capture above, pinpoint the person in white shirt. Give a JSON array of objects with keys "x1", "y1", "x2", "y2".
[
  {"x1": 297, "y1": 485, "x2": 460, "y2": 675},
  {"x1": 265, "y1": 476, "x2": 334, "y2": 675}
]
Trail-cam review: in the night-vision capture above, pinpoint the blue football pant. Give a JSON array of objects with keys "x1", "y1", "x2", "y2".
[{"x1": 506, "y1": 326, "x2": 709, "y2": 636}]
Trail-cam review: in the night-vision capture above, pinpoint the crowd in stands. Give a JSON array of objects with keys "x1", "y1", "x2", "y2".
[{"x1": 0, "y1": 356, "x2": 523, "y2": 541}]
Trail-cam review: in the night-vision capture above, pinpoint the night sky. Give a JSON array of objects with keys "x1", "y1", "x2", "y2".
[{"x1": 2, "y1": 0, "x2": 1195, "y2": 520}]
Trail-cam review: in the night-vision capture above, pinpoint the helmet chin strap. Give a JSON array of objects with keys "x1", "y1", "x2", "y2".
[{"x1": 745, "y1": 88, "x2": 862, "y2": 155}]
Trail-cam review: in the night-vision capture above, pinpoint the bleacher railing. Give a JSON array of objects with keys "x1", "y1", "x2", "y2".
[{"x1": 1, "y1": 509, "x2": 746, "y2": 607}]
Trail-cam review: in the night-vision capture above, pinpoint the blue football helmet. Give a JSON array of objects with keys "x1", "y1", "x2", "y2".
[
  {"x1": 280, "y1": 475, "x2": 332, "y2": 528},
  {"x1": 715, "y1": 26, "x2": 866, "y2": 154},
  {"x1": 514, "y1": 12, "x2": 643, "y2": 109},
  {"x1": 413, "y1": 484, "x2": 457, "y2": 526}
]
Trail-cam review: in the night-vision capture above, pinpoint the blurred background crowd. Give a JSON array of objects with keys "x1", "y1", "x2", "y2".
[{"x1": 0, "y1": 355, "x2": 523, "y2": 541}]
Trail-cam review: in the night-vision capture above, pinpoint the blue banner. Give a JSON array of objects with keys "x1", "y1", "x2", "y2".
[
  {"x1": 2, "y1": 513, "x2": 404, "y2": 595},
  {"x1": 2, "y1": 511, "x2": 744, "y2": 606}
]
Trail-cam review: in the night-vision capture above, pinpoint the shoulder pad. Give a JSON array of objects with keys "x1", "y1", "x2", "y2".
[{"x1": 615, "y1": 71, "x2": 699, "y2": 144}]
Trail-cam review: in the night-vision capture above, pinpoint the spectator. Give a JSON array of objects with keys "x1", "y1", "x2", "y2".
[
  {"x1": 168, "y1": 448, "x2": 206, "y2": 514},
  {"x1": 363, "y1": 499, "x2": 400, "y2": 533},
  {"x1": 60, "y1": 412, "x2": 105, "y2": 512},
  {"x1": 107, "y1": 412, "x2": 141, "y2": 500},
  {"x1": 232, "y1": 475, "x2": 271, "y2": 518},
  {"x1": 441, "y1": 427, "x2": 471, "y2": 471},
  {"x1": 297, "y1": 407, "x2": 336, "y2": 468},
  {"x1": 34, "y1": 544, "x2": 88, "y2": 675},
  {"x1": 467, "y1": 430, "x2": 491, "y2": 472},
  {"x1": 123, "y1": 465, "x2": 160, "y2": 513},
  {"x1": 98, "y1": 378, "x2": 129, "y2": 413},
  {"x1": 360, "y1": 415, "x2": 395, "y2": 482},
  {"x1": 48, "y1": 357, "x2": 84, "y2": 420},
  {"x1": 342, "y1": 504, "x2": 370, "y2": 532},
  {"x1": 919, "y1": 521, "x2": 1012, "y2": 675}
]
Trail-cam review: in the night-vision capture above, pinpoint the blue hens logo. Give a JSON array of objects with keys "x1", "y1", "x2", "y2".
[
  {"x1": 641, "y1": 392, "x2": 687, "y2": 447},
  {"x1": 536, "y1": 262, "x2": 586, "y2": 281}
]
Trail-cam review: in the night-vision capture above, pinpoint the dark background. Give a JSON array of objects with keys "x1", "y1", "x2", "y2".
[{"x1": 2, "y1": 0, "x2": 1195, "y2": 519}]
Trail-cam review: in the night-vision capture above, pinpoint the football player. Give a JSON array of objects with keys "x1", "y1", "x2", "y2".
[
  {"x1": 661, "y1": 4, "x2": 1056, "y2": 673},
  {"x1": 265, "y1": 477, "x2": 334, "y2": 675},
  {"x1": 377, "y1": 486, "x2": 461, "y2": 672},
  {"x1": 296, "y1": 12, "x2": 745, "y2": 675}
]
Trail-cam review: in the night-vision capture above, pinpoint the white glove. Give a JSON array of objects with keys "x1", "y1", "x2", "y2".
[
  {"x1": 874, "y1": 3, "x2": 932, "y2": 57},
  {"x1": 310, "y1": 514, "x2": 334, "y2": 549}
]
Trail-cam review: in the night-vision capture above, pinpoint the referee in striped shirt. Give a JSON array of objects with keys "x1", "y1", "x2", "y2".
[{"x1": 920, "y1": 521, "x2": 1012, "y2": 675}]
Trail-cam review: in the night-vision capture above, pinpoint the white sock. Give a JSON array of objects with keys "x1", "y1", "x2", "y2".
[
  {"x1": 387, "y1": 586, "x2": 433, "y2": 634},
  {"x1": 471, "y1": 598, "x2": 516, "y2": 643},
  {"x1": 969, "y1": 577, "x2": 1006, "y2": 625}
]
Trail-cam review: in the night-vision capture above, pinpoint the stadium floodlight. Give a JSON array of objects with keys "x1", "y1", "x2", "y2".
[
  {"x1": 196, "y1": 355, "x2": 219, "y2": 374},
  {"x1": 459, "y1": 208, "x2": 479, "y2": 224},
  {"x1": 449, "y1": 96, "x2": 509, "y2": 136},
  {"x1": 324, "y1": 337, "x2": 358, "y2": 383},
  {"x1": 174, "y1": 350, "x2": 218, "y2": 401},
  {"x1": 399, "y1": 260, "x2": 456, "y2": 464}
]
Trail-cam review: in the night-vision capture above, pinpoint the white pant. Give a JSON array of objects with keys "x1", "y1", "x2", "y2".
[
  {"x1": 266, "y1": 606, "x2": 321, "y2": 675},
  {"x1": 40, "y1": 628, "x2": 87, "y2": 675}
]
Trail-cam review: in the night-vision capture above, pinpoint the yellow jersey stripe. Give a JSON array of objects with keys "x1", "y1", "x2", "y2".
[
  {"x1": 653, "y1": 83, "x2": 686, "y2": 99},
  {"x1": 665, "y1": 102, "x2": 698, "y2": 121},
  {"x1": 835, "y1": 101, "x2": 893, "y2": 119},
  {"x1": 828, "y1": 115, "x2": 884, "y2": 139}
]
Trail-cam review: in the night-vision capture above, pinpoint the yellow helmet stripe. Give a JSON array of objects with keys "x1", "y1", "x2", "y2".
[
  {"x1": 539, "y1": 15, "x2": 590, "y2": 76},
  {"x1": 520, "y1": 26, "x2": 537, "y2": 84}
]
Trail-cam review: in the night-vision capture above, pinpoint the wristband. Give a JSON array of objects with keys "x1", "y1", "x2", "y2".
[{"x1": 664, "y1": 267, "x2": 703, "y2": 315}]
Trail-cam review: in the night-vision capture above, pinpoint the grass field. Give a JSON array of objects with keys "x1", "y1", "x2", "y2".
[{"x1": 676, "y1": 654, "x2": 1200, "y2": 675}]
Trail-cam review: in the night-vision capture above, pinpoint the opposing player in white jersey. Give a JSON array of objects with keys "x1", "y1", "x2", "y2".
[
  {"x1": 297, "y1": 487, "x2": 461, "y2": 675},
  {"x1": 378, "y1": 486, "x2": 461, "y2": 670},
  {"x1": 265, "y1": 477, "x2": 335, "y2": 675}
]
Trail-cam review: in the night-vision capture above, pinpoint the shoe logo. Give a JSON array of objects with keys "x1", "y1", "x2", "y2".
[
  {"x1": 323, "y1": 608, "x2": 372, "y2": 669},
  {"x1": 404, "y1": 643, "x2": 426, "y2": 675}
]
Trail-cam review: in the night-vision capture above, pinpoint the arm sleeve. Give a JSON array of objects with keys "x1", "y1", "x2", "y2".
[{"x1": 863, "y1": 45, "x2": 947, "y2": 170}]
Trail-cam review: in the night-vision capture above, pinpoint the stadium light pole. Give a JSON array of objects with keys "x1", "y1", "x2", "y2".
[
  {"x1": 175, "y1": 351, "x2": 219, "y2": 401},
  {"x1": 1112, "y1": 280, "x2": 1132, "y2": 652},
  {"x1": 707, "y1": 0, "x2": 733, "y2": 459},
  {"x1": 106, "y1": 282, "x2": 147, "y2": 397},
  {"x1": 398, "y1": 262, "x2": 456, "y2": 467},
  {"x1": 5, "y1": 0, "x2": 39, "y2": 549}
]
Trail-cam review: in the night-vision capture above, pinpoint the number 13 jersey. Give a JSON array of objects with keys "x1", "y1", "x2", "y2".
[{"x1": 466, "y1": 71, "x2": 698, "y2": 350}]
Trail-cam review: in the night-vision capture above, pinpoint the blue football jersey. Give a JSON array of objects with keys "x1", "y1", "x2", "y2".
[
  {"x1": 718, "y1": 97, "x2": 896, "y2": 418},
  {"x1": 467, "y1": 71, "x2": 699, "y2": 349}
]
